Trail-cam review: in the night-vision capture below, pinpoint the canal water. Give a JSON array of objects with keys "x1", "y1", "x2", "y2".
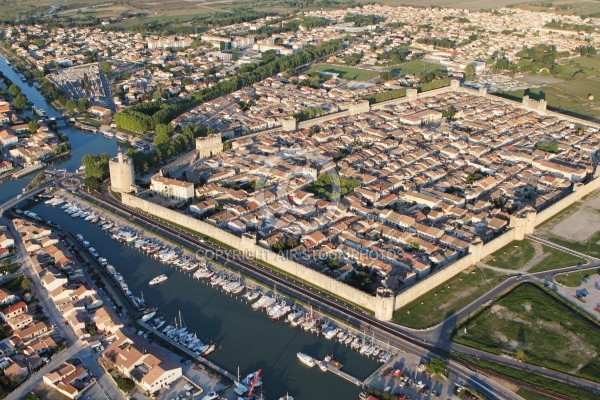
[
  {"x1": 5, "y1": 53, "x2": 380, "y2": 400},
  {"x1": 30, "y1": 201, "x2": 379, "y2": 399},
  {"x1": 0, "y1": 57, "x2": 119, "y2": 204}
]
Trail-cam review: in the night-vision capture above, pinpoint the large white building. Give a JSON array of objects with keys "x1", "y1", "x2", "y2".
[
  {"x1": 150, "y1": 176, "x2": 194, "y2": 201},
  {"x1": 102, "y1": 334, "x2": 182, "y2": 394}
]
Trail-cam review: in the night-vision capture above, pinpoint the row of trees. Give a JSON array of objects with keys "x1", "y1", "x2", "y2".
[
  {"x1": 578, "y1": 45, "x2": 598, "y2": 57},
  {"x1": 545, "y1": 19, "x2": 596, "y2": 33},
  {"x1": 377, "y1": 46, "x2": 412, "y2": 64},
  {"x1": 115, "y1": 39, "x2": 344, "y2": 132},
  {"x1": 416, "y1": 37, "x2": 456, "y2": 49},
  {"x1": 7, "y1": 83, "x2": 27, "y2": 109},
  {"x1": 343, "y1": 13, "x2": 385, "y2": 26},
  {"x1": 126, "y1": 124, "x2": 210, "y2": 175},
  {"x1": 293, "y1": 106, "x2": 324, "y2": 121}
]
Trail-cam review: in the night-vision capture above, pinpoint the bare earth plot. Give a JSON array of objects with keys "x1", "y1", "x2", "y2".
[
  {"x1": 536, "y1": 190, "x2": 600, "y2": 257},
  {"x1": 547, "y1": 192, "x2": 600, "y2": 243}
]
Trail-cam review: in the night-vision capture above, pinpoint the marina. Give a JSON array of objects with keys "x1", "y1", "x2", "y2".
[
  {"x1": 27, "y1": 196, "x2": 382, "y2": 399},
  {"x1": 49, "y1": 195, "x2": 395, "y2": 361},
  {"x1": 0, "y1": 56, "x2": 120, "y2": 206}
]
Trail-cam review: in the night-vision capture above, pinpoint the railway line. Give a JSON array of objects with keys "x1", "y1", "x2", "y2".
[{"x1": 77, "y1": 188, "x2": 599, "y2": 400}]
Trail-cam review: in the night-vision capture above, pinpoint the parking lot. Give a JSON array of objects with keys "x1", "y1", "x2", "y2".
[
  {"x1": 367, "y1": 352, "x2": 459, "y2": 399},
  {"x1": 556, "y1": 272, "x2": 600, "y2": 320},
  {"x1": 157, "y1": 376, "x2": 202, "y2": 400}
]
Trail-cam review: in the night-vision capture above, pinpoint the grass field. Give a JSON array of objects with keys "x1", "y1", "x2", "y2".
[
  {"x1": 529, "y1": 245, "x2": 584, "y2": 272},
  {"x1": 504, "y1": 79, "x2": 600, "y2": 122},
  {"x1": 485, "y1": 240, "x2": 536, "y2": 269},
  {"x1": 555, "y1": 270, "x2": 598, "y2": 287},
  {"x1": 388, "y1": 61, "x2": 446, "y2": 76},
  {"x1": 484, "y1": 239, "x2": 582, "y2": 272},
  {"x1": 454, "y1": 283, "x2": 600, "y2": 383},
  {"x1": 392, "y1": 266, "x2": 509, "y2": 328},
  {"x1": 307, "y1": 64, "x2": 379, "y2": 81},
  {"x1": 504, "y1": 57, "x2": 600, "y2": 122},
  {"x1": 516, "y1": 388, "x2": 556, "y2": 400}
]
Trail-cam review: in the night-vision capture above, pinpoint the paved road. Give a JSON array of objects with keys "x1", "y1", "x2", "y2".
[
  {"x1": 527, "y1": 234, "x2": 598, "y2": 263},
  {"x1": 73, "y1": 190, "x2": 530, "y2": 400},
  {"x1": 1, "y1": 217, "x2": 126, "y2": 400},
  {"x1": 0, "y1": 182, "x2": 53, "y2": 214}
]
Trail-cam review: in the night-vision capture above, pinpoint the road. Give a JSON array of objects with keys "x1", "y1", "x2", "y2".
[
  {"x1": 1, "y1": 216, "x2": 125, "y2": 400},
  {"x1": 0, "y1": 182, "x2": 53, "y2": 214},
  {"x1": 71, "y1": 189, "x2": 538, "y2": 400},
  {"x1": 98, "y1": 57, "x2": 116, "y2": 113}
]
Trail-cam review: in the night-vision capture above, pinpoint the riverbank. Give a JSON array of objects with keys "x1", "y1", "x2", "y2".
[{"x1": 27, "y1": 191, "x2": 380, "y2": 399}]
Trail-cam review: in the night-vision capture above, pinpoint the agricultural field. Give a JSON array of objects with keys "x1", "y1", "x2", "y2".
[
  {"x1": 368, "y1": 0, "x2": 533, "y2": 10},
  {"x1": 454, "y1": 283, "x2": 600, "y2": 383},
  {"x1": 516, "y1": 0, "x2": 600, "y2": 16},
  {"x1": 306, "y1": 64, "x2": 379, "y2": 81},
  {"x1": 393, "y1": 266, "x2": 509, "y2": 329}
]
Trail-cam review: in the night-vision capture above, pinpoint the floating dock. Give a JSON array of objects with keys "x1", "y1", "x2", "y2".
[{"x1": 138, "y1": 320, "x2": 236, "y2": 382}]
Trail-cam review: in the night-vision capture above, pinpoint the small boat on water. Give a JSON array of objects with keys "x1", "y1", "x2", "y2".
[
  {"x1": 245, "y1": 288, "x2": 262, "y2": 302},
  {"x1": 279, "y1": 395, "x2": 294, "y2": 400},
  {"x1": 296, "y1": 352, "x2": 315, "y2": 368},
  {"x1": 102, "y1": 130, "x2": 115, "y2": 138},
  {"x1": 140, "y1": 310, "x2": 156, "y2": 322},
  {"x1": 149, "y1": 274, "x2": 168, "y2": 286},
  {"x1": 318, "y1": 360, "x2": 328, "y2": 372}
]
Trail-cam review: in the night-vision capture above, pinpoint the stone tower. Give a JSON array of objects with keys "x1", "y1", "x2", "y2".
[
  {"x1": 196, "y1": 134, "x2": 223, "y2": 159},
  {"x1": 109, "y1": 149, "x2": 135, "y2": 193}
]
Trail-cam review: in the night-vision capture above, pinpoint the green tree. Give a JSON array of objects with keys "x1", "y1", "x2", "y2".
[
  {"x1": 21, "y1": 276, "x2": 33, "y2": 290},
  {"x1": 82, "y1": 153, "x2": 110, "y2": 180},
  {"x1": 114, "y1": 375, "x2": 135, "y2": 393},
  {"x1": 77, "y1": 98, "x2": 89, "y2": 113},
  {"x1": 426, "y1": 358, "x2": 446, "y2": 377},
  {"x1": 380, "y1": 71, "x2": 392, "y2": 81},
  {"x1": 65, "y1": 100, "x2": 76, "y2": 115},
  {"x1": 13, "y1": 93, "x2": 26, "y2": 109},
  {"x1": 465, "y1": 64, "x2": 475, "y2": 80},
  {"x1": 99, "y1": 61, "x2": 112, "y2": 74},
  {"x1": 8, "y1": 84, "x2": 20, "y2": 97},
  {"x1": 28, "y1": 120, "x2": 39, "y2": 133}
]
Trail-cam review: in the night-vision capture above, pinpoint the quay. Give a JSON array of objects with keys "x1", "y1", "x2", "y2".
[
  {"x1": 138, "y1": 320, "x2": 237, "y2": 382},
  {"x1": 69, "y1": 232, "x2": 144, "y2": 311},
  {"x1": 74, "y1": 121, "x2": 98, "y2": 133},
  {"x1": 313, "y1": 355, "x2": 364, "y2": 387},
  {"x1": 13, "y1": 163, "x2": 45, "y2": 179}
]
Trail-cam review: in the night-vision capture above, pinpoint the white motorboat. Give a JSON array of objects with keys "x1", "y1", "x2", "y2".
[
  {"x1": 296, "y1": 352, "x2": 315, "y2": 367},
  {"x1": 149, "y1": 274, "x2": 168, "y2": 286},
  {"x1": 318, "y1": 360, "x2": 328, "y2": 372},
  {"x1": 140, "y1": 311, "x2": 156, "y2": 322}
]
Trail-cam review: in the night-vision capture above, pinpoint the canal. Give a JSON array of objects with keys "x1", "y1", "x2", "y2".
[
  {"x1": 30, "y1": 201, "x2": 380, "y2": 399},
  {"x1": 0, "y1": 56, "x2": 119, "y2": 204}
]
